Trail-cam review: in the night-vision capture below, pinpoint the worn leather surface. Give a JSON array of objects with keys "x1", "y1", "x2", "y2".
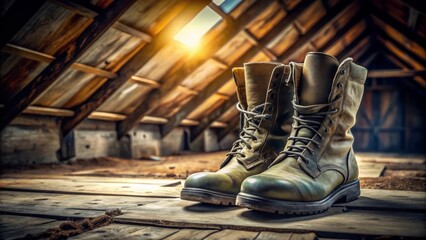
[
  {"x1": 184, "y1": 63, "x2": 293, "y2": 195},
  {"x1": 240, "y1": 53, "x2": 367, "y2": 201},
  {"x1": 299, "y1": 52, "x2": 338, "y2": 105}
]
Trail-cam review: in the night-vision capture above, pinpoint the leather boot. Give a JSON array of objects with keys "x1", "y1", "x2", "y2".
[
  {"x1": 181, "y1": 62, "x2": 294, "y2": 205},
  {"x1": 236, "y1": 52, "x2": 368, "y2": 214}
]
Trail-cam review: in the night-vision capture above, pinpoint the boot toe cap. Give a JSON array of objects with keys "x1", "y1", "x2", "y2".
[
  {"x1": 241, "y1": 174, "x2": 328, "y2": 201},
  {"x1": 184, "y1": 172, "x2": 238, "y2": 194}
]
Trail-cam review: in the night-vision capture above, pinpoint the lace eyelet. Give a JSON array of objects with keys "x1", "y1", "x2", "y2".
[
  {"x1": 274, "y1": 73, "x2": 280, "y2": 79},
  {"x1": 325, "y1": 128, "x2": 329, "y2": 132},
  {"x1": 272, "y1": 81, "x2": 278, "y2": 88},
  {"x1": 340, "y1": 69, "x2": 346, "y2": 75},
  {"x1": 337, "y1": 82, "x2": 343, "y2": 88}
]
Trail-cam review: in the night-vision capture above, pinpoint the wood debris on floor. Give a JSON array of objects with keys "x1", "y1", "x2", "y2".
[{"x1": 0, "y1": 153, "x2": 425, "y2": 239}]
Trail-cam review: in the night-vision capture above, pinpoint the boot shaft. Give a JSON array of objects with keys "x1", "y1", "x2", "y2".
[
  {"x1": 221, "y1": 63, "x2": 294, "y2": 169},
  {"x1": 281, "y1": 55, "x2": 367, "y2": 178}
]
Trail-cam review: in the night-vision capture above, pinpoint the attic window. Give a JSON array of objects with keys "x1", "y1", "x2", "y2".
[{"x1": 173, "y1": 0, "x2": 242, "y2": 49}]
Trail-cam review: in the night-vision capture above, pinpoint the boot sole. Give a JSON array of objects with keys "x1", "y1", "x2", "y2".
[
  {"x1": 180, "y1": 187, "x2": 237, "y2": 205},
  {"x1": 236, "y1": 180, "x2": 360, "y2": 215}
]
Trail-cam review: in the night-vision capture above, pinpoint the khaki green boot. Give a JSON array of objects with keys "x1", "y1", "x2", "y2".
[
  {"x1": 237, "y1": 52, "x2": 367, "y2": 214},
  {"x1": 181, "y1": 62, "x2": 294, "y2": 205}
]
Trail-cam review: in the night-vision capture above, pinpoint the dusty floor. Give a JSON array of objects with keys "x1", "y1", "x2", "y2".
[{"x1": 2, "y1": 151, "x2": 426, "y2": 191}]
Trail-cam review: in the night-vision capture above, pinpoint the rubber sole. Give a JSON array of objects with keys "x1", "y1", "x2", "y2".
[
  {"x1": 180, "y1": 187, "x2": 237, "y2": 205},
  {"x1": 236, "y1": 180, "x2": 360, "y2": 215}
]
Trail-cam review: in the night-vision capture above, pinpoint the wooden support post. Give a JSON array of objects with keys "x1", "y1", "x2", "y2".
[
  {"x1": 0, "y1": 0, "x2": 45, "y2": 48},
  {"x1": 218, "y1": 115, "x2": 240, "y2": 141},
  {"x1": 61, "y1": 0, "x2": 210, "y2": 137},
  {"x1": 116, "y1": 0, "x2": 314, "y2": 140},
  {"x1": 0, "y1": 0, "x2": 137, "y2": 131},
  {"x1": 190, "y1": 94, "x2": 238, "y2": 142},
  {"x1": 56, "y1": 127, "x2": 75, "y2": 161}
]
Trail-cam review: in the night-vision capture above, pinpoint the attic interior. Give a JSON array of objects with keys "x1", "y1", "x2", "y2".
[{"x1": 0, "y1": 0, "x2": 425, "y2": 239}]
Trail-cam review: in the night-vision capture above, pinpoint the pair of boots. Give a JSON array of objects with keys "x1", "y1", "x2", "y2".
[{"x1": 181, "y1": 52, "x2": 367, "y2": 215}]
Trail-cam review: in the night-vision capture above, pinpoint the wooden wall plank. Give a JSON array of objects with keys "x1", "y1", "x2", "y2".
[{"x1": 0, "y1": 0, "x2": 137, "y2": 131}]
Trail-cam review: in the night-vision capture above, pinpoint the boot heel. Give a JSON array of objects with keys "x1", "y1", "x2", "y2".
[{"x1": 337, "y1": 180, "x2": 361, "y2": 203}]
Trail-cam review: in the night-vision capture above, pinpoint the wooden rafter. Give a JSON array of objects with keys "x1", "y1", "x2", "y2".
[
  {"x1": 336, "y1": 31, "x2": 371, "y2": 60},
  {"x1": 368, "y1": 69, "x2": 426, "y2": 78},
  {"x1": 381, "y1": 40, "x2": 426, "y2": 88},
  {"x1": 159, "y1": 1, "x2": 319, "y2": 138},
  {"x1": 318, "y1": 15, "x2": 366, "y2": 52},
  {"x1": 0, "y1": 0, "x2": 137, "y2": 131},
  {"x1": 116, "y1": 0, "x2": 302, "y2": 139},
  {"x1": 218, "y1": 114, "x2": 240, "y2": 141},
  {"x1": 375, "y1": 29, "x2": 426, "y2": 67},
  {"x1": 49, "y1": 0, "x2": 101, "y2": 18},
  {"x1": 277, "y1": 0, "x2": 356, "y2": 62},
  {"x1": 190, "y1": 94, "x2": 238, "y2": 142},
  {"x1": 0, "y1": 0, "x2": 45, "y2": 48},
  {"x1": 370, "y1": 5, "x2": 425, "y2": 48},
  {"x1": 60, "y1": 0, "x2": 210, "y2": 137},
  {"x1": 1, "y1": 44, "x2": 117, "y2": 79}
]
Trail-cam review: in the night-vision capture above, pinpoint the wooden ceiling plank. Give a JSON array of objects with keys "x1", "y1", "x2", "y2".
[
  {"x1": 0, "y1": 0, "x2": 137, "y2": 131},
  {"x1": 60, "y1": 0, "x2": 210, "y2": 137},
  {"x1": 336, "y1": 31, "x2": 370, "y2": 60},
  {"x1": 117, "y1": 0, "x2": 315, "y2": 139},
  {"x1": 318, "y1": 15, "x2": 366, "y2": 52},
  {"x1": 190, "y1": 94, "x2": 238, "y2": 142},
  {"x1": 1, "y1": 44, "x2": 117, "y2": 78},
  {"x1": 278, "y1": 0, "x2": 356, "y2": 62},
  {"x1": 383, "y1": 44, "x2": 426, "y2": 89},
  {"x1": 375, "y1": 29, "x2": 426, "y2": 67},
  {"x1": 112, "y1": 22, "x2": 153, "y2": 42},
  {"x1": 370, "y1": 6, "x2": 425, "y2": 48},
  {"x1": 0, "y1": 0, "x2": 45, "y2": 48},
  {"x1": 48, "y1": 0, "x2": 101, "y2": 18}
]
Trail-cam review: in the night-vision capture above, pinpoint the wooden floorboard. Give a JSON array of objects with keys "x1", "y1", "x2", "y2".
[{"x1": 0, "y1": 153, "x2": 425, "y2": 239}]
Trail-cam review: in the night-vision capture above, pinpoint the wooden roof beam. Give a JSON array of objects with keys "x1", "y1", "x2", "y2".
[
  {"x1": 336, "y1": 31, "x2": 371, "y2": 60},
  {"x1": 277, "y1": 0, "x2": 356, "y2": 62},
  {"x1": 190, "y1": 94, "x2": 238, "y2": 142},
  {"x1": 117, "y1": 0, "x2": 313, "y2": 137},
  {"x1": 60, "y1": 0, "x2": 210, "y2": 137},
  {"x1": 208, "y1": 2, "x2": 234, "y2": 24},
  {"x1": 161, "y1": 0, "x2": 347, "y2": 138},
  {"x1": 117, "y1": 0, "x2": 315, "y2": 139},
  {"x1": 0, "y1": 0, "x2": 136, "y2": 131},
  {"x1": 318, "y1": 15, "x2": 366, "y2": 52},
  {"x1": 49, "y1": 0, "x2": 101, "y2": 18},
  {"x1": 381, "y1": 41, "x2": 426, "y2": 89},
  {"x1": 368, "y1": 69, "x2": 426, "y2": 78},
  {"x1": 374, "y1": 29, "x2": 426, "y2": 67},
  {"x1": 0, "y1": 0, "x2": 45, "y2": 48},
  {"x1": 1, "y1": 44, "x2": 117, "y2": 79},
  {"x1": 370, "y1": 5, "x2": 425, "y2": 48}
]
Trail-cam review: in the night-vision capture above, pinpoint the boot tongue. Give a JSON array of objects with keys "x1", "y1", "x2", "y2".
[
  {"x1": 299, "y1": 52, "x2": 339, "y2": 105},
  {"x1": 244, "y1": 63, "x2": 279, "y2": 111},
  {"x1": 286, "y1": 53, "x2": 339, "y2": 164}
]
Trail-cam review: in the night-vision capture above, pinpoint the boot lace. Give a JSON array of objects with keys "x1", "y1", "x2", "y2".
[
  {"x1": 277, "y1": 101, "x2": 338, "y2": 163},
  {"x1": 226, "y1": 100, "x2": 272, "y2": 158}
]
